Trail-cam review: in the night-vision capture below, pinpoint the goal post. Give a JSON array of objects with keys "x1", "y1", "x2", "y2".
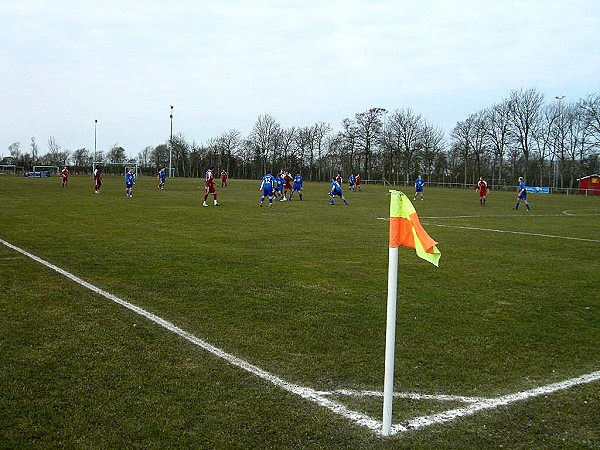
[
  {"x1": 0, "y1": 164, "x2": 19, "y2": 175},
  {"x1": 92, "y1": 161, "x2": 139, "y2": 178}
]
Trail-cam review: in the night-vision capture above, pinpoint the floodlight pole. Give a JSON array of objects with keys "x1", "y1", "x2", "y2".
[
  {"x1": 169, "y1": 105, "x2": 173, "y2": 178},
  {"x1": 94, "y1": 119, "x2": 98, "y2": 162}
]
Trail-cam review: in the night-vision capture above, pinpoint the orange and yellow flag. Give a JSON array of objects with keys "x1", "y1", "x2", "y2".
[{"x1": 388, "y1": 190, "x2": 441, "y2": 266}]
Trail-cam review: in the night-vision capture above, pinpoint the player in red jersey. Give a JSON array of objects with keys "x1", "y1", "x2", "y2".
[
  {"x1": 93, "y1": 167, "x2": 102, "y2": 194},
  {"x1": 335, "y1": 173, "x2": 342, "y2": 185},
  {"x1": 282, "y1": 170, "x2": 293, "y2": 201},
  {"x1": 355, "y1": 173, "x2": 361, "y2": 191},
  {"x1": 476, "y1": 177, "x2": 488, "y2": 206},
  {"x1": 202, "y1": 166, "x2": 219, "y2": 207},
  {"x1": 61, "y1": 166, "x2": 69, "y2": 187},
  {"x1": 220, "y1": 169, "x2": 228, "y2": 188}
]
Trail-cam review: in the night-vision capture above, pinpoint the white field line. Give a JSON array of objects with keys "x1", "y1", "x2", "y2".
[
  {"x1": 316, "y1": 389, "x2": 487, "y2": 403},
  {"x1": 427, "y1": 223, "x2": 600, "y2": 243},
  {"x1": 0, "y1": 238, "x2": 380, "y2": 433},
  {"x1": 375, "y1": 217, "x2": 600, "y2": 243},
  {"x1": 392, "y1": 370, "x2": 600, "y2": 435},
  {"x1": 2, "y1": 238, "x2": 599, "y2": 437}
]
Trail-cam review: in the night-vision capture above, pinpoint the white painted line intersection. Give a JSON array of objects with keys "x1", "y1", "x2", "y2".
[{"x1": 2, "y1": 238, "x2": 598, "y2": 436}]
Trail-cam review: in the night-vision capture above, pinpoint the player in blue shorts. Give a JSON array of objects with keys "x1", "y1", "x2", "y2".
[
  {"x1": 514, "y1": 176, "x2": 531, "y2": 211},
  {"x1": 273, "y1": 172, "x2": 283, "y2": 201},
  {"x1": 260, "y1": 170, "x2": 276, "y2": 207},
  {"x1": 414, "y1": 174, "x2": 425, "y2": 200},
  {"x1": 348, "y1": 174, "x2": 356, "y2": 192},
  {"x1": 158, "y1": 167, "x2": 166, "y2": 190},
  {"x1": 329, "y1": 178, "x2": 349, "y2": 205},
  {"x1": 289, "y1": 172, "x2": 304, "y2": 201},
  {"x1": 125, "y1": 167, "x2": 135, "y2": 197}
]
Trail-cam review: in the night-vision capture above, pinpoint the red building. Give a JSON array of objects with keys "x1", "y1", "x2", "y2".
[{"x1": 577, "y1": 174, "x2": 600, "y2": 196}]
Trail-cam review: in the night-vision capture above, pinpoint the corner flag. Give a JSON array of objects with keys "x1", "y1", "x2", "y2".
[
  {"x1": 383, "y1": 190, "x2": 440, "y2": 436},
  {"x1": 388, "y1": 190, "x2": 441, "y2": 266}
]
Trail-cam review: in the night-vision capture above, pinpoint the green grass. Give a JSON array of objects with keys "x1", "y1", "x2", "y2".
[{"x1": 1, "y1": 174, "x2": 599, "y2": 449}]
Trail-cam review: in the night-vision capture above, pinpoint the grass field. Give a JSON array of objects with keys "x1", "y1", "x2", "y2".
[{"x1": 1, "y1": 174, "x2": 599, "y2": 449}]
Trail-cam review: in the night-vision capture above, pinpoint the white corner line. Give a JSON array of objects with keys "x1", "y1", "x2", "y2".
[
  {"x1": 0, "y1": 238, "x2": 380, "y2": 433},
  {"x1": 2, "y1": 238, "x2": 598, "y2": 437},
  {"x1": 391, "y1": 370, "x2": 600, "y2": 435}
]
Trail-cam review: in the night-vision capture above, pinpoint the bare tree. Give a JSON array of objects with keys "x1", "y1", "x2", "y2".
[
  {"x1": 483, "y1": 101, "x2": 511, "y2": 187},
  {"x1": 420, "y1": 122, "x2": 445, "y2": 183},
  {"x1": 249, "y1": 114, "x2": 280, "y2": 176},
  {"x1": 579, "y1": 94, "x2": 600, "y2": 144},
  {"x1": 355, "y1": 107, "x2": 386, "y2": 180},
  {"x1": 507, "y1": 88, "x2": 544, "y2": 179},
  {"x1": 71, "y1": 148, "x2": 91, "y2": 172},
  {"x1": 295, "y1": 126, "x2": 314, "y2": 179},
  {"x1": 312, "y1": 122, "x2": 332, "y2": 180},
  {"x1": 8, "y1": 142, "x2": 21, "y2": 161},
  {"x1": 388, "y1": 108, "x2": 423, "y2": 183},
  {"x1": 137, "y1": 146, "x2": 153, "y2": 171},
  {"x1": 451, "y1": 116, "x2": 474, "y2": 187},
  {"x1": 47, "y1": 136, "x2": 70, "y2": 166}
]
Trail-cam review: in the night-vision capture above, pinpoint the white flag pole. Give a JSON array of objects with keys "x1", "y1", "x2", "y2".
[{"x1": 382, "y1": 245, "x2": 399, "y2": 436}]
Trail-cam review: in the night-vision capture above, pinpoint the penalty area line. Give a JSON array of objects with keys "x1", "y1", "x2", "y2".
[{"x1": 0, "y1": 238, "x2": 380, "y2": 434}]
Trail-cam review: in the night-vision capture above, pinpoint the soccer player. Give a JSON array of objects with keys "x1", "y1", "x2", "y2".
[
  {"x1": 259, "y1": 170, "x2": 276, "y2": 207},
  {"x1": 202, "y1": 166, "x2": 219, "y2": 207},
  {"x1": 355, "y1": 173, "x2": 361, "y2": 191},
  {"x1": 335, "y1": 173, "x2": 342, "y2": 185},
  {"x1": 158, "y1": 167, "x2": 166, "y2": 190},
  {"x1": 329, "y1": 178, "x2": 349, "y2": 205},
  {"x1": 514, "y1": 176, "x2": 531, "y2": 211},
  {"x1": 93, "y1": 167, "x2": 102, "y2": 194},
  {"x1": 125, "y1": 167, "x2": 135, "y2": 197},
  {"x1": 289, "y1": 172, "x2": 303, "y2": 201},
  {"x1": 221, "y1": 169, "x2": 228, "y2": 187},
  {"x1": 348, "y1": 174, "x2": 355, "y2": 192},
  {"x1": 476, "y1": 177, "x2": 488, "y2": 206},
  {"x1": 61, "y1": 166, "x2": 69, "y2": 188},
  {"x1": 282, "y1": 171, "x2": 293, "y2": 201},
  {"x1": 414, "y1": 174, "x2": 425, "y2": 201},
  {"x1": 274, "y1": 172, "x2": 283, "y2": 201}
]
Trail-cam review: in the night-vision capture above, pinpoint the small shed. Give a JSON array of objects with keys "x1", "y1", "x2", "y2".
[{"x1": 577, "y1": 174, "x2": 600, "y2": 196}]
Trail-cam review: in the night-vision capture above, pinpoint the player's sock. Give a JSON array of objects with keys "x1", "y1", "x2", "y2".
[
  {"x1": 515, "y1": 203, "x2": 519, "y2": 209},
  {"x1": 343, "y1": 199, "x2": 348, "y2": 205},
  {"x1": 526, "y1": 203, "x2": 530, "y2": 211}
]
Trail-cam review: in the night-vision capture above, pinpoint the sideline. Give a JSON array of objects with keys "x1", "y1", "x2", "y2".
[{"x1": 2, "y1": 238, "x2": 598, "y2": 436}]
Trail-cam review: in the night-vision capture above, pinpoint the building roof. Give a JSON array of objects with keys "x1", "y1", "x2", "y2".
[{"x1": 576, "y1": 174, "x2": 600, "y2": 181}]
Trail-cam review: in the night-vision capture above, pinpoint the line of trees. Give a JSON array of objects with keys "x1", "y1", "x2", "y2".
[{"x1": 4, "y1": 89, "x2": 599, "y2": 187}]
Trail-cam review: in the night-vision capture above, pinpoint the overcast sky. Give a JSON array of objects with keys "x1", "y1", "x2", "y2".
[{"x1": 1, "y1": 0, "x2": 599, "y2": 159}]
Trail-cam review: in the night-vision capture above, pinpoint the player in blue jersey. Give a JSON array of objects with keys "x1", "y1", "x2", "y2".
[
  {"x1": 158, "y1": 167, "x2": 166, "y2": 190},
  {"x1": 414, "y1": 175, "x2": 425, "y2": 200},
  {"x1": 289, "y1": 172, "x2": 304, "y2": 201},
  {"x1": 514, "y1": 176, "x2": 531, "y2": 211},
  {"x1": 273, "y1": 173, "x2": 284, "y2": 201},
  {"x1": 260, "y1": 170, "x2": 276, "y2": 207},
  {"x1": 125, "y1": 167, "x2": 135, "y2": 197},
  {"x1": 348, "y1": 174, "x2": 356, "y2": 192},
  {"x1": 329, "y1": 178, "x2": 349, "y2": 205}
]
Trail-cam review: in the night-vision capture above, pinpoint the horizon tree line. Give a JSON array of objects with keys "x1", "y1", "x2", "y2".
[{"x1": 3, "y1": 89, "x2": 599, "y2": 188}]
